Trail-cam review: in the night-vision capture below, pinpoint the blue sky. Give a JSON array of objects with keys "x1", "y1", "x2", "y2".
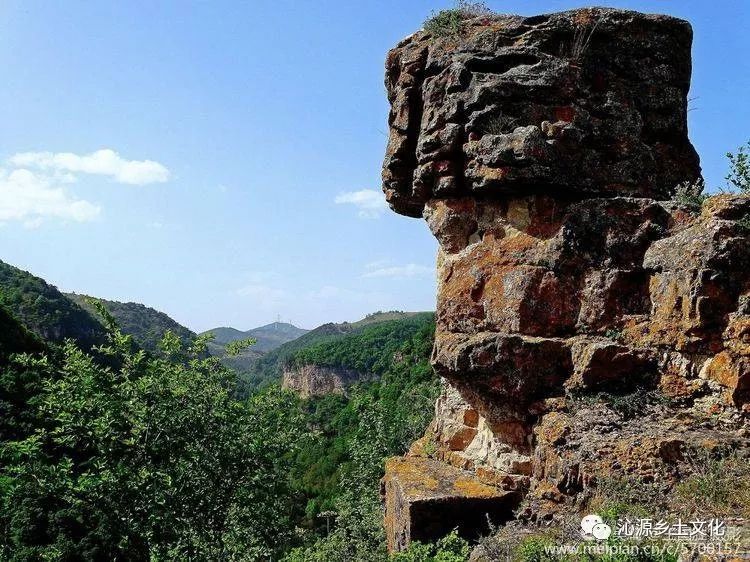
[{"x1": 0, "y1": 0, "x2": 748, "y2": 332}]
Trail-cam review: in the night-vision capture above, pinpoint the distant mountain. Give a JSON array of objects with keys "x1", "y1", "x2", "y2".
[
  {"x1": 0, "y1": 260, "x2": 107, "y2": 349},
  {"x1": 202, "y1": 322, "x2": 308, "y2": 376},
  {"x1": 67, "y1": 294, "x2": 197, "y2": 354},
  {"x1": 203, "y1": 322, "x2": 308, "y2": 353},
  {"x1": 243, "y1": 311, "x2": 430, "y2": 392}
]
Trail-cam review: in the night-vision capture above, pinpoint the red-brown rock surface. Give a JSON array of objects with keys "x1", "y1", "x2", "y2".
[{"x1": 380, "y1": 6, "x2": 749, "y2": 552}]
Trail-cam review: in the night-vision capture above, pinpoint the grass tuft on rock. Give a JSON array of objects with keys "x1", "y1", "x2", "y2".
[{"x1": 424, "y1": 1, "x2": 493, "y2": 38}]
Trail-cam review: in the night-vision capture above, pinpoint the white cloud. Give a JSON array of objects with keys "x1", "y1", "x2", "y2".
[
  {"x1": 9, "y1": 148, "x2": 170, "y2": 185},
  {"x1": 334, "y1": 189, "x2": 387, "y2": 218},
  {"x1": 362, "y1": 263, "x2": 432, "y2": 279},
  {"x1": 0, "y1": 168, "x2": 101, "y2": 227}
]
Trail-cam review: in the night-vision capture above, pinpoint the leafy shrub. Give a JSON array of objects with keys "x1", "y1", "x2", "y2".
[
  {"x1": 672, "y1": 178, "x2": 707, "y2": 211},
  {"x1": 0, "y1": 314, "x2": 305, "y2": 560},
  {"x1": 514, "y1": 534, "x2": 559, "y2": 562},
  {"x1": 591, "y1": 477, "x2": 666, "y2": 521},
  {"x1": 391, "y1": 530, "x2": 470, "y2": 562},
  {"x1": 726, "y1": 141, "x2": 750, "y2": 192},
  {"x1": 424, "y1": 1, "x2": 493, "y2": 38},
  {"x1": 600, "y1": 389, "x2": 669, "y2": 420}
]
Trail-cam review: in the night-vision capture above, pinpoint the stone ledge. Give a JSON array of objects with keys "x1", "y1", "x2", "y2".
[{"x1": 382, "y1": 456, "x2": 521, "y2": 552}]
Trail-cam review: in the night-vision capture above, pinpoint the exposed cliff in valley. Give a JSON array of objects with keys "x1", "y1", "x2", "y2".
[
  {"x1": 380, "y1": 6, "x2": 749, "y2": 553},
  {"x1": 281, "y1": 364, "x2": 371, "y2": 398}
]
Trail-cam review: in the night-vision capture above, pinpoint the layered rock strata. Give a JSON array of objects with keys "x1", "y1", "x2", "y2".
[
  {"x1": 381, "y1": 7, "x2": 749, "y2": 551},
  {"x1": 281, "y1": 364, "x2": 370, "y2": 398}
]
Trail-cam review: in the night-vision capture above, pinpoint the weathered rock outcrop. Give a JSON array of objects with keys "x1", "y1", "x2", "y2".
[
  {"x1": 281, "y1": 364, "x2": 371, "y2": 398},
  {"x1": 381, "y1": 7, "x2": 749, "y2": 551}
]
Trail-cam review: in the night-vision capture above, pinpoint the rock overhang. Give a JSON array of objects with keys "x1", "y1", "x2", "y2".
[{"x1": 382, "y1": 6, "x2": 701, "y2": 218}]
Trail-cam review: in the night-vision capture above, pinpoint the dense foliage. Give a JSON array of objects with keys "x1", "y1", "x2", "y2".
[
  {"x1": 0, "y1": 261, "x2": 106, "y2": 349},
  {"x1": 289, "y1": 313, "x2": 433, "y2": 375},
  {"x1": 0, "y1": 305, "x2": 46, "y2": 442},
  {"x1": 0, "y1": 309, "x2": 305, "y2": 560},
  {"x1": 284, "y1": 316, "x2": 440, "y2": 561},
  {"x1": 0, "y1": 296, "x2": 442, "y2": 560},
  {"x1": 67, "y1": 294, "x2": 197, "y2": 354}
]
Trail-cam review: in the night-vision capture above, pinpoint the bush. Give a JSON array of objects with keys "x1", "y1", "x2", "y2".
[
  {"x1": 424, "y1": 1, "x2": 493, "y2": 38},
  {"x1": 726, "y1": 141, "x2": 750, "y2": 192},
  {"x1": 390, "y1": 530, "x2": 470, "y2": 562},
  {"x1": 0, "y1": 315, "x2": 305, "y2": 560},
  {"x1": 672, "y1": 179, "x2": 707, "y2": 211},
  {"x1": 601, "y1": 389, "x2": 669, "y2": 420}
]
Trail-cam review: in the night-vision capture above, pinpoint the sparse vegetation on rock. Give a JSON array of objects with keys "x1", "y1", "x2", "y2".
[{"x1": 423, "y1": 1, "x2": 493, "y2": 38}]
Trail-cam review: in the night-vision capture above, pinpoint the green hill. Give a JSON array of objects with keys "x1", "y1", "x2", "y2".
[
  {"x1": 67, "y1": 294, "x2": 197, "y2": 354},
  {"x1": 0, "y1": 260, "x2": 107, "y2": 349},
  {"x1": 202, "y1": 322, "x2": 308, "y2": 375},
  {"x1": 0, "y1": 303, "x2": 44, "y2": 360},
  {"x1": 0, "y1": 260, "x2": 199, "y2": 357},
  {"x1": 243, "y1": 311, "x2": 432, "y2": 392}
]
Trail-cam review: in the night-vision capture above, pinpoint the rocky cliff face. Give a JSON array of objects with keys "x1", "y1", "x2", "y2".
[
  {"x1": 281, "y1": 364, "x2": 370, "y2": 398},
  {"x1": 380, "y1": 7, "x2": 749, "y2": 552}
]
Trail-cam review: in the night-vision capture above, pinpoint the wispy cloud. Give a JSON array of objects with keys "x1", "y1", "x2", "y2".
[
  {"x1": 362, "y1": 262, "x2": 432, "y2": 279},
  {"x1": 9, "y1": 149, "x2": 170, "y2": 185},
  {"x1": 0, "y1": 168, "x2": 101, "y2": 228},
  {"x1": 0, "y1": 148, "x2": 170, "y2": 227},
  {"x1": 334, "y1": 189, "x2": 387, "y2": 219}
]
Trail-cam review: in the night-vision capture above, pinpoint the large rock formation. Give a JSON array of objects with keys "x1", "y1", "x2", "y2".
[
  {"x1": 281, "y1": 364, "x2": 371, "y2": 398},
  {"x1": 381, "y1": 7, "x2": 749, "y2": 551}
]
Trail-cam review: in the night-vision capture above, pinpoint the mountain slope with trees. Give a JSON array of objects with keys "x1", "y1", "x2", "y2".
[
  {"x1": 245, "y1": 311, "x2": 429, "y2": 391},
  {"x1": 0, "y1": 269, "x2": 442, "y2": 560},
  {"x1": 67, "y1": 293, "x2": 197, "y2": 354},
  {"x1": 0, "y1": 260, "x2": 107, "y2": 349}
]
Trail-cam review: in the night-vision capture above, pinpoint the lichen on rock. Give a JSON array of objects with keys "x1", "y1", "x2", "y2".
[{"x1": 380, "y1": 6, "x2": 749, "y2": 552}]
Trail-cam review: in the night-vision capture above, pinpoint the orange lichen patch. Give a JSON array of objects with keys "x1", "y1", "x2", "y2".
[
  {"x1": 706, "y1": 351, "x2": 740, "y2": 389},
  {"x1": 383, "y1": 456, "x2": 514, "y2": 503},
  {"x1": 535, "y1": 412, "x2": 572, "y2": 447},
  {"x1": 724, "y1": 312, "x2": 750, "y2": 356},
  {"x1": 477, "y1": 165, "x2": 511, "y2": 181},
  {"x1": 704, "y1": 352, "x2": 750, "y2": 405},
  {"x1": 476, "y1": 466, "x2": 531, "y2": 490},
  {"x1": 385, "y1": 457, "x2": 441, "y2": 495},
  {"x1": 702, "y1": 194, "x2": 748, "y2": 218},
  {"x1": 454, "y1": 476, "x2": 508, "y2": 498},
  {"x1": 659, "y1": 368, "x2": 702, "y2": 400}
]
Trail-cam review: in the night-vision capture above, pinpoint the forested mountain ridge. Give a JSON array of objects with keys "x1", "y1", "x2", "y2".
[
  {"x1": 281, "y1": 313, "x2": 435, "y2": 397},
  {"x1": 67, "y1": 293, "x2": 197, "y2": 354},
  {"x1": 0, "y1": 260, "x2": 198, "y2": 356},
  {"x1": 0, "y1": 260, "x2": 107, "y2": 349},
  {"x1": 0, "y1": 267, "x2": 441, "y2": 559},
  {"x1": 243, "y1": 311, "x2": 431, "y2": 391},
  {"x1": 202, "y1": 322, "x2": 309, "y2": 376}
]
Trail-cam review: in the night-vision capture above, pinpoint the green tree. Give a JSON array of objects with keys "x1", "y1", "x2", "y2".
[{"x1": 1, "y1": 315, "x2": 304, "y2": 560}]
